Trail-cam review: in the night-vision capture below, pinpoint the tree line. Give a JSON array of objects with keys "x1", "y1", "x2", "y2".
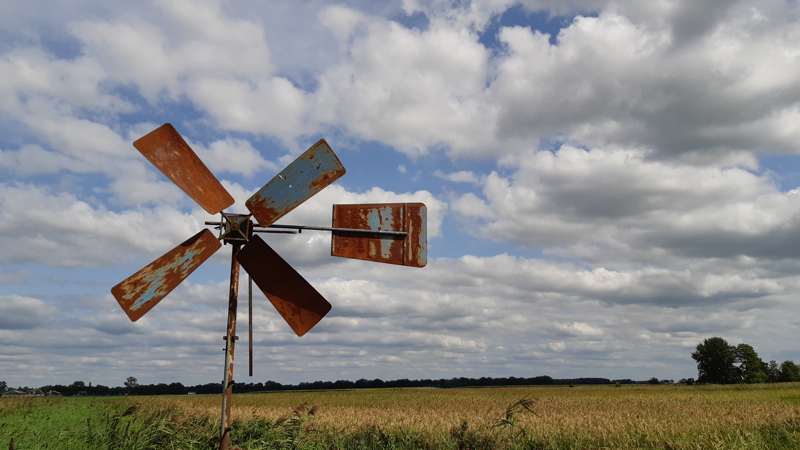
[
  {"x1": 691, "y1": 337, "x2": 800, "y2": 384},
  {"x1": 4, "y1": 376, "x2": 651, "y2": 397},
  {"x1": 2, "y1": 337, "x2": 797, "y2": 396}
]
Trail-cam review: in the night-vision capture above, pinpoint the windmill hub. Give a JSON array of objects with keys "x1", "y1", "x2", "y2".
[{"x1": 219, "y1": 213, "x2": 253, "y2": 244}]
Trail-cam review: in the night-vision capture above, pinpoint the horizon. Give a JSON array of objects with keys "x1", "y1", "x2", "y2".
[
  {"x1": 2, "y1": 0, "x2": 800, "y2": 388},
  {"x1": 2, "y1": 373, "x2": 681, "y2": 391}
]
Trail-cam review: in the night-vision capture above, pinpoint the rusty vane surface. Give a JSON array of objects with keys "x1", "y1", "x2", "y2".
[
  {"x1": 246, "y1": 139, "x2": 345, "y2": 227},
  {"x1": 238, "y1": 235, "x2": 332, "y2": 336},
  {"x1": 134, "y1": 123, "x2": 235, "y2": 214},
  {"x1": 111, "y1": 229, "x2": 221, "y2": 321},
  {"x1": 332, "y1": 203, "x2": 427, "y2": 267}
]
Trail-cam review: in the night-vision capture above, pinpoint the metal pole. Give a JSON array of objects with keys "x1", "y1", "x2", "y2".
[
  {"x1": 204, "y1": 221, "x2": 407, "y2": 237},
  {"x1": 248, "y1": 274, "x2": 253, "y2": 377},
  {"x1": 219, "y1": 243, "x2": 241, "y2": 450},
  {"x1": 260, "y1": 224, "x2": 408, "y2": 236}
]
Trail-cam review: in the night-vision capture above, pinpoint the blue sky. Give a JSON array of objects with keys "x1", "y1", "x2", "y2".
[{"x1": 1, "y1": 0, "x2": 800, "y2": 387}]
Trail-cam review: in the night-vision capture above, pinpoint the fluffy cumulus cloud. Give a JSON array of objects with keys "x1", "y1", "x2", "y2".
[
  {"x1": 489, "y1": 6, "x2": 800, "y2": 161},
  {"x1": 0, "y1": 295, "x2": 54, "y2": 330},
  {"x1": 314, "y1": 7, "x2": 495, "y2": 156},
  {"x1": 0, "y1": 183, "x2": 204, "y2": 266},
  {"x1": 1, "y1": 0, "x2": 799, "y2": 386},
  {"x1": 324, "y1": 0, "x2": 800, "y2": 161},
  {"x1": 453, "y1": 146, "x2": 800, "y2": 264}
]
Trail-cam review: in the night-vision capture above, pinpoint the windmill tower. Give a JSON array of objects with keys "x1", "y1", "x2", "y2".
[{"x1": 110, "y1": 123, "x2": 427, "y2": 449}]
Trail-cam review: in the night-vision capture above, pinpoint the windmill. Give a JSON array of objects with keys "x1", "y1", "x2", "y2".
[{"x1": 110, "y1": 123, "x2": 427, "y2": 449}]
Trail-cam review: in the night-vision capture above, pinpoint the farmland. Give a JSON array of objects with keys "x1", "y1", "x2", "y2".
[{"x1": 2, "y1": 383, "x2": 800, "y2": 449}]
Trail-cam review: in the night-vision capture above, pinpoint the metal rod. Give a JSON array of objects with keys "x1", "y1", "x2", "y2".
[
  {"x1": 219, "y1": 243, "x2": 241, "y2": 450},
  {"x1": 252, "y1": 229, "x2": 298, "y2": 234},
  {"x1": 263, "y1": 224, "x2": 408, "y2": 237},
  {"x1": 205, "y1": 221, "x2": 407, "y2": 237},
  {"x1": 248, "y1": 274, "x2": 253, "y2": 377}
]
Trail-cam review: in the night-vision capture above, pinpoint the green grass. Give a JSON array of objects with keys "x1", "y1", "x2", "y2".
[{"x1": 2, "y1": 383, "x2": 800, "y2": 449}]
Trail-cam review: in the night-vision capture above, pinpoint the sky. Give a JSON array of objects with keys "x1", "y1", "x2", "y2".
[{"x1": 1, "y1": 0, "x2": 800, "y2": 387}]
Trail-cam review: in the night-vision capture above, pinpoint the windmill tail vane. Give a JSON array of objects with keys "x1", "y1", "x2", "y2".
[{"x1": 109, "y1": 123, "x2": 427, "y2": 449}]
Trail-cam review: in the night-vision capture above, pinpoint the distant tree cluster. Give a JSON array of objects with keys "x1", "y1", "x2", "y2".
[
  {"x1": 15, "y1": 375, "x2": 659, "y2": 397},
  {"x1": 691, "y1": 337, "x2": 800, "y2": 384},
  {"x1": 6, "y1": 339, "x2": 796, "y2": 397}
]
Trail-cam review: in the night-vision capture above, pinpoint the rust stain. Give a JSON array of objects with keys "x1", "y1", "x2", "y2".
[
  {"x1": 111, "y1": 229, "x2": 221, "y2": 321},
  {"x1": 134, "y1": 123, "x2": 234, "y2": 214},
  {"x1": 331, "y1": 203, "x2": 427, "y2": 267},
  {"x1": 404, "y1": 203, "x2": 427, "y2": 267},
  {"x1": 246, "y1": 139, "x2": 345, "y2": 227},
  {"x1": 237, "y1": 235, "x2": 331, "y2": 336}
]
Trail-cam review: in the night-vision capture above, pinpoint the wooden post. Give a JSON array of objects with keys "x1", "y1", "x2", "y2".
[{"x1": 219, "y1": 243, "x2": 241, "y2": 450}]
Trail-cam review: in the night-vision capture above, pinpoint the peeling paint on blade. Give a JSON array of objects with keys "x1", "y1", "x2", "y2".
[
  {"x1": 366, "y1": 206, "x2": 396, "y2": 258},
  {"x1": 331, "y1": 203, "x2": 427, "y2": 267},
  {"x1": 111, "y1": 229, "x2": 221, "y2": 321},
  {"x1": 246, "y1": 139, "x2": 345, "y2": 226}
]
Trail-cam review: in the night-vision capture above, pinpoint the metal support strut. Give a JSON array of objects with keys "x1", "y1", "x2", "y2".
[
  {"x1": 219, "y1": 243, "x2": 241, "y2": 450},
  {"x1": 248, "y1": 274, "x2": 253, "y2": 377}
]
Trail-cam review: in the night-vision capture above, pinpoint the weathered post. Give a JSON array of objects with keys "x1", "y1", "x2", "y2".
[{"x1": 220, "y1": 243, "x2": 241, "y2": 450}]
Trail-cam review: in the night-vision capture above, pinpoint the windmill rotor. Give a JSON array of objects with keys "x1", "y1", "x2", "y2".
[{"x1": 109, "y1": 122, "x2": 428, "y2": 450}]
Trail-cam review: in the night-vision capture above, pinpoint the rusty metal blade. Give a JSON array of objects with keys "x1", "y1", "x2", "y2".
[
  {"x1": 237, "y1": 235, "x2": 331, "y2": 336},
  {"x1": 111, "y1": 229, "x2": 221, "y2": 321},
  {"x1": 134, "y1": 123, "x2": 234, "y2": 214},
  {"x1": 331, "y1": 203, "x2": 427, "y2": 267},
  {"x1": 246, "y1": 139, "x2": 345, "y2": 226}
]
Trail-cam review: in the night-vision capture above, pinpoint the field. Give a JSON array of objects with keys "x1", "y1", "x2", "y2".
[{"x1": 2, "y1": 383, "x2": 800, "y2": 449}]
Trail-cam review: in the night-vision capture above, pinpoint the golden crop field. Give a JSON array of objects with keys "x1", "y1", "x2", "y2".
[{"x1": 3, "y1": 383, "x2": 800, "y2": 449}]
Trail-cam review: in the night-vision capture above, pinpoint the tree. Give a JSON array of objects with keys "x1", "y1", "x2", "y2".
[
  {"x1": 0, "y1": 380, "x2": 6, "y2": 392},
  {"x1": 780, "y1": 361, "x2": 800, "y2": 382},
  {"x1": 735, "y1": 344, "x2": 767, "y2": 383},
  {"x1": 692, "y1": 337, "x2": 739, "y2": 384},
  {"x1": 124, "y1": 377, "x2": 139, "y2": 389},
  {"x1": 767, "y1": 360, "x2": 781, "y2": 383}
]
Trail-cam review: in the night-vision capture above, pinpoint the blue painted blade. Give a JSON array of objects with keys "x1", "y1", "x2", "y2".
[
  {"x1": 246, "y1": 139, "x2": 345, "y2": 226},
  {"x1": 111, "y1": 229, "x2": 221, "y2": 321}
]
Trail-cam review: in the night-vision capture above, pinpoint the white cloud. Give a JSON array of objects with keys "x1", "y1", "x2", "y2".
[
  {"x1": 4, "y1": 247, "x2": 795, "y2": 385},
  {"x1": 554, "y1": 322, "x2": 605, "y2": 337},
  {"x1": 69, "y1": 0, "x2": 309, "y2": 142},
  {"x1": 313, "y1": 1, "x2": 800, "y2": 161},
  {"x1": 318, "y1": 4, "x2": 368, "y2": 41},
  {"x1": 314, "y1": 7, "x2": 494, "y2": 156},
  {"x1": 0, "y1": 184, "x2": 204, "y2": 267},
  {"x1": 433, "y1": 169, "x2": 480, "y2": 185},
  {"x1": 0, "y1": 295, "x2": 54, "y2": 330},
  {"x1": 454, "y1": 146, "x2": 800, "y2": 263},
  {"x1": 193, "y1": 138, "x2": 276, "y2": 178},
  {"x1": 0, "y1": 145, "x2": 90, "y2": 175},
  {"x1": 488, "y1": 4, "x2": 800, "y2": 159},
  {"x1": 185, "y1": 77, "x2": 308, "y2": 140}
]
